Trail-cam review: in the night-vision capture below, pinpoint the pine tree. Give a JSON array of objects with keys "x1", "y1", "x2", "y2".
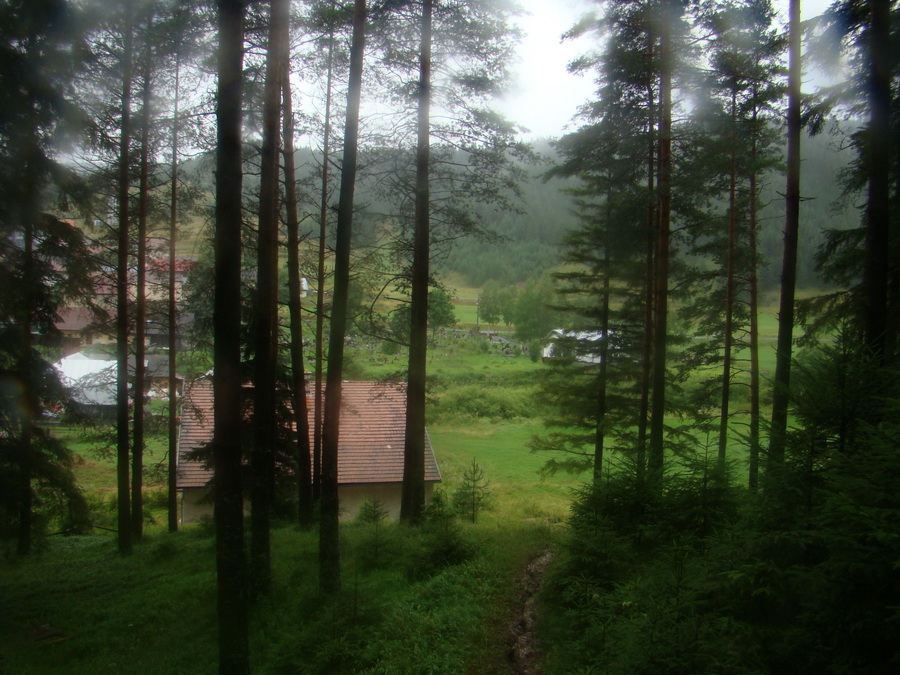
[
  {"x1": 768, "y1": 0, "x2": 802, "y2": 471},
  {"x1": 321, "y1": 0, "x2": 367, "y2": 595},
  {"x1": 249, "y1": 0, "x2": 289, "y2": 599},
  {"x1": 0, "y1": 0, "x2": 95, "y2": 554},
  {"x1": 680, "y1": 0, "x2": 784, "y2": 480},
  {"x1": 401, "y1": 0, "x2": 432, "y2": 525},
  {"x1": 452, "y1": 458, "x2": 492, "y2": 524},
  {"x1": 115, "y1": 0, "x2": 136, "y2": 556},
  {"x1": 282, "y1": 57, "x2": 314, "y2": 528},
  {"x1": 213, "y1": 0, "x2": 249, "y2": 668},
  {"x1": 540, "y1": 0, "x2": 692, "y2": 486},
  {"x1": 862, "y1": 0, "x2": 891, "y2": 359}
]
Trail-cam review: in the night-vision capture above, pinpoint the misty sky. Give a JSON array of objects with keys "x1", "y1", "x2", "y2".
[{"x1": 499, "y1": 0, "x2": 838, "y2": 140}]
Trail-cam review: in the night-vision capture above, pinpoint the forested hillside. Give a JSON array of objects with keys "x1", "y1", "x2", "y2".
[
  {"x1": 180, "y1": 129, "x2": 859, "y2": 290},
  {"x1": 438, "y1": 129, "x2": 859, "y2": 289}
]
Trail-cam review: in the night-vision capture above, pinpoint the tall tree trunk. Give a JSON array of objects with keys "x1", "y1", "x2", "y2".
[
  {"x1": 863, "y1": 0, "x2": 890, "y2": 359},
  {"x1": 748, "y1": 91, "x2": 761, "y2": 491},
  {"x1": 116, "y1": 1, "x2": 135, "y2": 556},
  {"x1": 637, "y1": 83, "x2": 655, "y2": 485},
  {"x1": 17, "y1": 220, "x2": 35, "y2": 555},
  {"x1": 167, "y1": 52, "x2": 181, "y2": 533},
  {"x1": 401, "y1": 0, "x2": 432, "y2": 525},
  {"x1": 593, "y1": 187, "x2": 612, "y2": 486},
  {"x1": 251, "y1": 0, "x2": 288, "y2": 598},
  {"x1": 213, "y1": 0, "x2": 249, "y2": 670},
  {"x1": 132, "y1": 58, "x2": 152, "y2": 542},
  {"x1": 768, "y1": 0, "x2": 801, "y2": 470},
  {"x1": 282, "y1": 63, "x2": 314, "y2": 527},
  {"x1": 718, "y1": 87, "x2": 738, "y2": 472},
  {"x1": 314, "y1": 32, "x2": 336, "y2": 504},
  {"x1": 649, "y1": 7, "x2": 672, "y2": 488},
  {"x1": 321, "y1": 0, "x2": 366, "y2": 593}
]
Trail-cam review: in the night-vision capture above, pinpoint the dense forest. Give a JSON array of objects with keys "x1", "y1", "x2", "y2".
[{"x1": 2, "y1": 0, "x2": 898, "y2": 673}]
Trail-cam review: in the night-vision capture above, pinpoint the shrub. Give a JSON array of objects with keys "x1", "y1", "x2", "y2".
[
  {"x1": 452, "y1": 459, "x2": 493, "y2": 523},
  {"x1": 438, "y1": 384, "x2": 532, "y2": 419},
  {"x1": 401, "y1": 492, "x2": 476, "y2": 581}
]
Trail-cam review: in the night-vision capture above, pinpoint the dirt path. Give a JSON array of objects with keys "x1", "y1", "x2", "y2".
[{"x1": 506, "y1": 548, "x2": 554, "y2": 674}]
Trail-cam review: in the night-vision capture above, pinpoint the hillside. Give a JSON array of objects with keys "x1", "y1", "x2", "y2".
[{"x1": 175, "y1": 129, "x2": 857, "y2": 292}]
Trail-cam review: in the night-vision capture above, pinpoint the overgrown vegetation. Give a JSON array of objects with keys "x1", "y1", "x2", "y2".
[
  {"x1": 540, "y1": 337, "x2": 900, "y2": 674},
  {"x1": 0, "y1": 520, "x2": 551, "y2": 674}
]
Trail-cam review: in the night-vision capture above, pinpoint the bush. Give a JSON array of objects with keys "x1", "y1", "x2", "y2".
[
  {"x1": 438, "y1": 384, "x2": 532, "y2": 419},
  {"x1": 401, "y1": 492, "x2": 476, "y2": 581},
  {"x1": 353, "y1": 498, "x2": 393, "y2": 571},
  {"x1": 144, "y1": 489, "x2": 169, "y2": 510},
  {"x1": 452, "y1": 459, "x2": 493, "y2": 524}
]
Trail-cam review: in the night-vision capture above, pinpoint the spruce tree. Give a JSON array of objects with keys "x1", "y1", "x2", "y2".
[{"x1": 0, "y1": 0, "x2": 95, "y2": 554}]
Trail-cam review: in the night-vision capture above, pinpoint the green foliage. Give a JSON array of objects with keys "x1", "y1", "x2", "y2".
[
  {"x1": 383, "y1": 285, "x2": 459, "y2": 345},
  {"x1": 478, "y1": 280, "x2": 517, "y2": 326},
  {"x1": 452, "y1": 459, "x2": 493, "y2": 524},
  {"x1": 437, "y1": 383, "x2": 533, "y2": 420},
  {"x1": 401, "y1": 491, "x2": 476, "y2": 580},
  {"x1": 354, "y1": 499, "x2": 393, "y2": 572},
  {"x1": 542, "y1": 336, "x2": 900, "y2": 674},
  {"x1": 511, "y1": 275, "x2": 564, "y2": 342},
  {"x1": 1, "y1": 520, "x2": 555, "y2": 674},
  {"x1": 355, "y1": 498, "x2": 389, "y2": 526},
  {"x1": 427, "y1": 287, "x2": 458, "y2": 334}
]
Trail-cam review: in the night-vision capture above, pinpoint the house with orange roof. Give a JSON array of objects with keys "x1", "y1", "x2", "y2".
[{"x1": 176, "y1": 377, "x2": 441, "y2": 522}]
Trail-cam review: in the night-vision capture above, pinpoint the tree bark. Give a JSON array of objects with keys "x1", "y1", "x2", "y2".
[
  {"x1": 321, "y1": 0, "x2": 367, "y2": 593},
  {"x1": 314, "y1": 35, "x2": 335, "y2": 505},
  {"x1": 748, "y1": 90, "x2": 761, "y2": 491},
  {"x1": 593, "y1": 187, "x2": 612, "y2": 486},
  {"x1": 167, "y1": 51, "x2": 180, "y2": 533},
  {"x1": 132, "y1": 56, "x2": 152, "y2": 542},
  {"x1": 213, "y1": 0, "x2": 249, "y2": 670},
  {"x1": 717, "y1": 87, "x2": 738, "y2": 472},
  {"x1": 863, "y1": 0, "x2": 890, "y2": 360},
  {"x1": 401, "y1": 0, "x2": 432, "y2": 525},
  {"x1": 282, "y1": 63, "x2": 314, "y2": 527},
  {"x1": 637, "y1": 83, "x2": 655, "y2": 485},
  {"x1": 116, "y1": 1, "x2": 135, "y2": 556},
  {"x1": 251, "y1": 0, "x2": 289, "y2": 597},
  {"x1": 17, "y1": 221, "x2": 35, "y2": 555},
  {"x1": 648, "y1": 4, "x2": 672, "y2": 488},
  {"x1": 768, "y1": 0, "x2": 801, "y2": 470}
]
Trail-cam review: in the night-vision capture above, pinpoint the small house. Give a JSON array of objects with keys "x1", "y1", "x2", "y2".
[
  {"x1": 176, "y1": 378, "x2": 441, "y2": 522},
  {"x1": 53, "y1": 307, "x2": 115, "y2": 352}
]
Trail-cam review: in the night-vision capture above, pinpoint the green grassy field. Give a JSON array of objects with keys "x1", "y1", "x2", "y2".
[{"x1": 429, "y1": 421, "x2": 582, "y2": 523}]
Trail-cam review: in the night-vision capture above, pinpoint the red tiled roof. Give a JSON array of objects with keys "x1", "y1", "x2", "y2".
[
  {"x1": 176, "y1": 376, "x2": 217, "y2": 488},
  {"x1": 176, "y1": 378, "x2": 440, "y2": 489}
]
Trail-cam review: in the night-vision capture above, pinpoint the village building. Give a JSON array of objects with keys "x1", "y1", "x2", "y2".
[
  {"x1": 176, "y1": 378, "x2": 441, "y2": 522},
  {"x1": 51, "y1": 307, "x2": 116, "y2": 353}
]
